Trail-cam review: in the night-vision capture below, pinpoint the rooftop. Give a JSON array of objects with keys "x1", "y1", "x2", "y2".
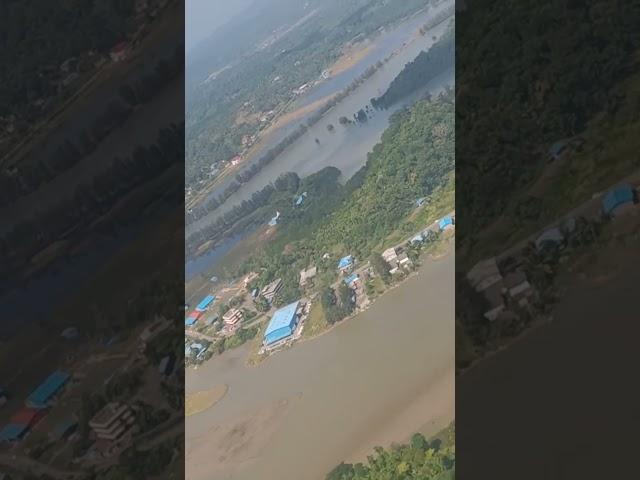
[
  {"x1": 265, "y1": 301, "x2": 300, "y2": 338},
  {"x1": 27, "y1": 371, "x2": 70, "y2": 407},
  {"x1": 0, "y1": 423, "x2": 28, "y2": 442},
  {"x1": 195, "y1": 295, "x2": 215, "y2": 312},
  {"x1": 602, "y1": 184, "x2": 634, "y2": 214},
  {"x1": 338, "y1": 255, "x2": 353, "y2": 269}
]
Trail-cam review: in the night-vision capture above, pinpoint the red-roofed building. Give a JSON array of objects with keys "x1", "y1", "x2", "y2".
[{"x1": 11, "y1": 407, "x2": 47, "y2": 429}]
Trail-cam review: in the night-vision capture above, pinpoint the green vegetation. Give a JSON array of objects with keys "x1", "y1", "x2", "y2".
[
  {"x1": 303, "y1": 302, "x2": 330, "y2": 338},
  {"x1": 205, "y1": 325, "x2": 260, "y2": 358},
  {"x1": 0, "y1": 0, "x2": 135, "y2": 123},
  {"x1": 186, "y1": 0, "x2": 436, "y2": 183},
  {"x1": 321, "y1": 283, "x2": 355, "y2": 325},
  {"x1": 234, "y1": 92, "x2": 454, "y2": 301},
  {"x1": 326, "y1": 423, "x2": 455, "y2": 480},
  {"x1": 456, "y1": 0, "x2": 640, "y2": 261},
  {"x1": 372, "y1": 20, "x2": 454, "y2": 109}
]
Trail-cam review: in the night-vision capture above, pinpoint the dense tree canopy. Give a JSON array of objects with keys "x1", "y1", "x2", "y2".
[{"x1": 326, "y1": 425, "x2": 455, "y2": 480}]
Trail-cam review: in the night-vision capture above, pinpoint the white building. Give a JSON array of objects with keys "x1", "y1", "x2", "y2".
[{"x1": 89, "y1": 403, "x2": 135, "y2": 442}]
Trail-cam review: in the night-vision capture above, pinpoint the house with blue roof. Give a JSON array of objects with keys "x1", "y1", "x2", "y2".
[
  {"x1": 195, "y1": 294, "x2": 215, "y2": 312},
  {"x1": 602, "y1": 184, "x2": 636, "y2": 217},
  {"x1": 439, "y1": 216, "x2": 455, "y2": 231},
  {"x1": 264, "y1": 301, "x2": 300, "y2": 347},
  {"x1": 416, "y1": 197, "x2": 426, "y2": 207},
  {"x1": 337, "y1": 255, "x2": 354, "y2": 272},
  {"x1": 26, "y1": 371, "x2": 70, "y2": 409},
  {"x1": 0, "y1": 423, "x2": 28, "y2": 443}
]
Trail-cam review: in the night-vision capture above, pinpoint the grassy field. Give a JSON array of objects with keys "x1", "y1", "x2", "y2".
[{"x1": 303, "y1": 303, "x2": 330, "y2": 339}]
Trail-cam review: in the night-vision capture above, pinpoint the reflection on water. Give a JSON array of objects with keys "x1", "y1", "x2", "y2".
[
  {"x1": 186, "y1": 253, "x2": 454, "y2": 480},
  {"x1": 188, "y1": 8, "x2": 454, "y2": 237}
]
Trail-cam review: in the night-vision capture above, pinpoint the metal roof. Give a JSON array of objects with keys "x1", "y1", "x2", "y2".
[
  {"x1": 0, "y1": 423, "x2": 28, "y2": 442},
  {"x1": 27, "y1": 371, "x2": 70, "y2": 407},
  {"x1": 338, "y1": 255, "x2": 353, "y2": 269},
  {"x1": 344, "y1": 273, "x2": 359, "y2": 285},
  {"x1": 439, "y1": 216, "x2": 454, "y2": 230},
  {"x1": 602, "y1": 184, "x2": 634, "y2": 214},
  {"x1": 264, "y1": 301, "x2": 299, "y2": 344},
  {"x1": 195, "y1": 295, "x2": 215, "y2": 312}
]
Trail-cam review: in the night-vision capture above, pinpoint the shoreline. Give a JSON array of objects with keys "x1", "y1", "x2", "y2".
[
  {"x1": 244, "y1": 242, "x2": 454, "y2": 368},
  {"x1": 186, "y1": 6, "x2": 449, "y2": 226}
]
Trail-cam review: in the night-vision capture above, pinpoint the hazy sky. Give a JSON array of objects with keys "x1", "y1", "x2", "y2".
[{"x1": 186, "y1": 0, "x2": 253, "y2": 52}]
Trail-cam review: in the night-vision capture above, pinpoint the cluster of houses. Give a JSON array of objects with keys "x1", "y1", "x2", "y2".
[
  {"x1": 185, "y1": 294, "x2": 216, "y2": 327},
  {"x1": 382, "y1": 246, "x2": 413, "y2": 275},
  {"x1": 465, "y1": 183, "x2": 639, "y2": 325},
  {"x1": 467, "y1": 257, "x2": 537, "y2": 322}
]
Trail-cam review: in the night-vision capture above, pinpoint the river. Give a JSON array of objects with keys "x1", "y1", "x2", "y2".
[
  {"x1": 185, "y1": 252, "x2": 454, "y2": 480},
  {"x1": 187, "y1": 4, "x2": 454, "y2": 238}
]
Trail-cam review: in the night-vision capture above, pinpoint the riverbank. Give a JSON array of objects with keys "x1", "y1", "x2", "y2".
[
  {"x1": 186, "y1": 5, "x2": 454, "y2": 230},
  {"x1": 185, "y1": 252, "x2": 454, "y2": 480},
  {"x1": 240, "y1": 236, "x2": 454, "y2": 367},
  {"x1": 456, "y1": 212, "x2": 640, "y2": 479}
]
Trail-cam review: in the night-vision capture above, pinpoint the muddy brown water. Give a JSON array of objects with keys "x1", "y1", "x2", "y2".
[{"x1": 186, "y1": 253, "x2": 454, "y2": 480}]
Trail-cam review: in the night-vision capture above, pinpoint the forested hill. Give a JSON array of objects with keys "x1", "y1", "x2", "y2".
[
  {"x1": 313, "y1": 91, "x2": 454, "y2": 257},
  {"x1": 234, "y1": 90, "x2": 454, "y2": 300},
  {"x1": 456, "y1": 0, "x2": 640, "y2": 247},
  {"x1": 372, "y1": 19, "x2": 454, "y2": 109}
]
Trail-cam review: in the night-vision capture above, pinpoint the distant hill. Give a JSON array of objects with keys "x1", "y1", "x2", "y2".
[{"x1": 372, "y1": 20, "x2": 454, "y2": 109}]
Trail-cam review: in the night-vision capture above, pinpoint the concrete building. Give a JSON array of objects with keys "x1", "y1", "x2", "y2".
[
  {"x1": 398, "y1": 253, "x2": 412, "y2": 269},
  {"x1": 264, "y1": 301, "x2": 301, "y2": 348},
  {"x1": 299, "y1": 266, "x2": 317, "y2": 287},
  {"x1": 467, "y1": 257, "x2": 502, "y2": 292},
  {"x1": 261, "y1": 278, "x2": 283, "y2": 303},
  {"x1": 382, "y1": 247, "x2": 399, "y2": 264},
  {"x1": 482, "y1": 280, "x2": 506, "y2": 322},
  {"x1": 90, "y1": 403, "x2": 135, "y2": 442},
  {"x1": 503, "y1": 271, "x2": 535, "y2": 306},
  {"x1": 222, "y1": 308, "x2": 243, "y2": 330}
]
